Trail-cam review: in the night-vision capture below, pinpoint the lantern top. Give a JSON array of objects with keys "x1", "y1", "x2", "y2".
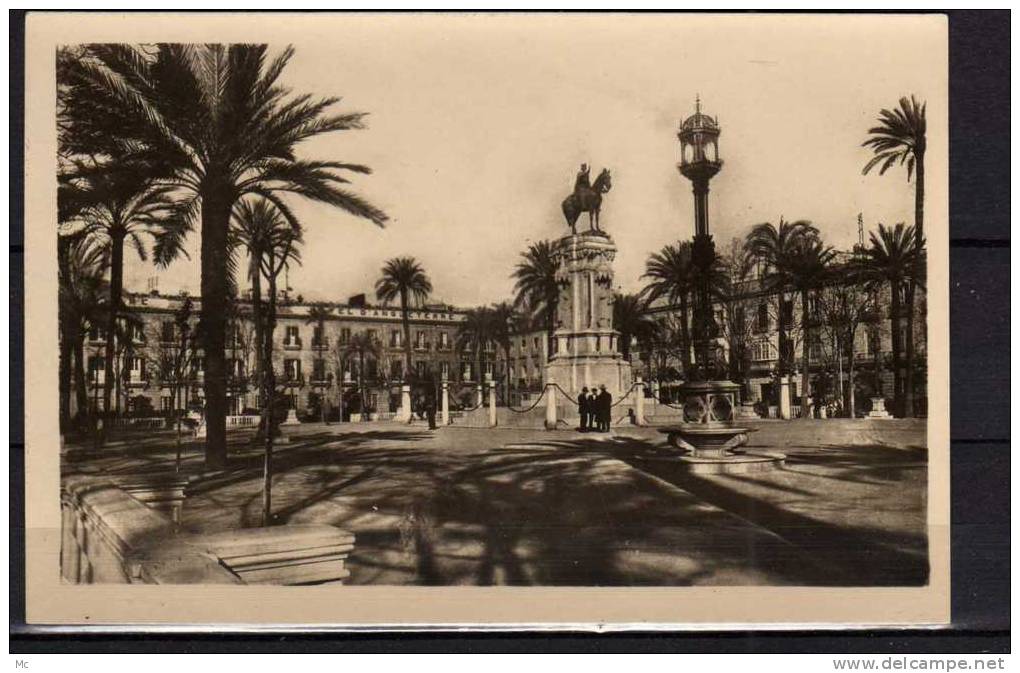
[{"x1": 679, "y1": 95, "x2": 719, "y2": 134}]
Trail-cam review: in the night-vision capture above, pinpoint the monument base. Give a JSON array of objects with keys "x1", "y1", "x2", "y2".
[
  {"x1": 866, "y1": 397, "x2": 892, "y2": 419},
  {"x1": 544, "y1": 354, "x2": 633, "y2": 404}
]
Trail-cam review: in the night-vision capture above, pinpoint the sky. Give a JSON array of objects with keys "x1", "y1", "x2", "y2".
[{"x1": 120, "y1": 14, "x2": 946, "y2": 308}]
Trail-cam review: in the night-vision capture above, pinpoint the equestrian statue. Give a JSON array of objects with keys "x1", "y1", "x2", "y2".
[{"x1": 561, "y1": 163, "x2": 612, "y2": 235}]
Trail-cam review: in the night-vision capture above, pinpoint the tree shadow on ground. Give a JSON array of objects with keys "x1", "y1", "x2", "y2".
[{"x1": 598, "y1": 437, "x2": 930, "y2": 587}]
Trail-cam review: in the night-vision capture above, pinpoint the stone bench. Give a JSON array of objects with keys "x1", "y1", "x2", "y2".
[{"x1": 61, "y1": 476, "x2": 355, "y2": 585}]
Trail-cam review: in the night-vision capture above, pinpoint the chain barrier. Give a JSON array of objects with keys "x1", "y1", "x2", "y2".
[
  {"x1": 645, "y1": 387, "x2": 687, "y2": 410},
  {"x1": 504, "y1": 387, "x2": 548, "y2": 414}
]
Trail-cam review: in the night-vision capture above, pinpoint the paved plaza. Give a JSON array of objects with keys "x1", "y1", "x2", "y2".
[{"x1": 63, "y1": 419, "x2": 928, "y2": 587}]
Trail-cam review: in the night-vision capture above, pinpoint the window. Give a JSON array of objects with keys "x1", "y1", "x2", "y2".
[
  {"x1": 340, "y1": 327, "x2": 351, "y2": 344},
  {"x1": 161, "y1": 321, "x2": 175, "y2": 343},
  {"x1": 461, "y1": 362, "x2": 472, "y2": 380},
  {"x1": 160, "y1": 396, "x2": 173, "y2": 412},
  {"x1": 416, "y1": 330, "x2": 426, "y2": 350},
  {"x1": 88, "y1": 325, "x2": 106, "y2": 342},
  {"x1": 284, "y1": 359, "x2": 301, "y2": 381},
  {"x1": 366, "y1": 329, "x2": 378, "y2": 342},
  {"x1": 365, "y1": 359, "x2": 378, "y2": 378},
  {"x1": 312, "y1": 325, "x2": 326, "y2": 348},
  {"x1": 438, "y1": 332, "x2": 450, "y2": 349},
  {"x1": 781, "y1": 300, "x2": 794, "y2": 328},
  {"x1": 533, "y1": 337, "x2": 540, "y2": 350},
  {"x1": 751, "y1": 340, "x2": 775, "y2": 362},
  {"x1": 390, "y1": 330, "x2": 401, "y2": 347},
  {"x1": 867, "y1": 327, "x2": 881, "y2": 356},
  {"x1": 440, "y1": 361, "x2": 450, "y2": 379},
  {"x1": 734, "y1": 306, "x2": 746, "y2": 334},
  {"x1": 129, "y1": 356, "x2": 145, "y2": 374},
  {"x1": 312, "y1": 359, "x2": 327, "y2": 381},
  {"x1": 284, "y1": 325, "x2": 300, "y2": 347},
  {"x1": 756, "y1": 303, "x2": 769, "y2": 332},
  {"x1": 415, "y1": 360, "x2": 427, "y2": 377},
  {"x1": 390, "y1": 360, "x2": 403, "y2": 380}
]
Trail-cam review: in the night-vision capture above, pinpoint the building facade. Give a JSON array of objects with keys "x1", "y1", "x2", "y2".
[{"x1": 73, "y1": 289, "x2": 476, "y2": 421}]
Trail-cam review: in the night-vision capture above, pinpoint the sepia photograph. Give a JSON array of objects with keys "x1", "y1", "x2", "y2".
[{"x1": 23, "y1": 12, "x2": 950, "y2": 627}]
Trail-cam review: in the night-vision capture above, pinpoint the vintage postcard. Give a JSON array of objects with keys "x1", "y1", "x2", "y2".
[{"x1": 23, "y1": 12, "x2": 949, "y2": 627}]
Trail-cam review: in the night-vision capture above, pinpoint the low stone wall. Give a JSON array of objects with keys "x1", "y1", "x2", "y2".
[{"x1": 61, "y1": 475, "x2": 355, "y2": 585}]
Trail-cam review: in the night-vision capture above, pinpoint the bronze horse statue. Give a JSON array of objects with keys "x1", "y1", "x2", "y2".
[{"x1": 562, "y1": 165, "x2": 612, "y2": 235}]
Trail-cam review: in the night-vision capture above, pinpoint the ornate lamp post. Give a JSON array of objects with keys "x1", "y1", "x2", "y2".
[{"x1": 654, "y1": 98, "x2": 784, "y2": 472}]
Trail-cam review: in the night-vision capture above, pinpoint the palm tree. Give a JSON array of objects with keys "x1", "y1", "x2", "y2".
[
  {"x1": 863, "y1": 96, "x2": 926, "y2": 417},
  {"x1": 58, "y1": 233, "x2": 108, "y2": 431},
  {"x1": 231, "y1": 197, "x2": 302, "y2": 524},
  {"x1": 61, "y1": 44, "x2": 388, "y2": 469},
  {"x1": 743, "y1": 219, "x2": 820, "y2": 383},
  {"x1": 456, "y1": 307, "x2": 495, "y2": 392},
  {"x1": 375, "y1": 257, "x2": 433, "y2": 387},
  {"x1": 641, "y1": 242, "x2": 695, "y2": 377},
  {"x1": 512, "y1": 240, "x2": 560, "y2": 360},
  {"x1": 341, "y1": 331, "x2": 382, "y2": 420},
  {"x1": 853, "y1": 222, "x2": 921, "y2": 417},
  {"x1": 785, "y1": 236, "x2": 836, "y2": 418},
  {"x1": 58, "y1": 161, "x2": 177, "y2": 419},
  {"x1": 612, "y1": 292, "x2": 658, "y2": 363},
  {"x1": 488, "y1": 301, "x2": 518, "y2": 403},
  {"x1": 305, "y1": 303, "x2": 334, "y2": 424}
]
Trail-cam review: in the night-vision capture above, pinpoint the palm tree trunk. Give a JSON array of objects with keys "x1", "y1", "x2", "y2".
[
  {"x1": 103, "y1": 229, "x2": 125, "y2": 421},
  {"x1": 199, "y1": 183, "x2": 232, "y2": 469},
  {"x1": 889, "y1": 281, "x2": 904, "y2": 417},
  {"x1": 800, "y1": 289, "x2": 812, "y2": 418},
  {"x1": 401, "y1": 288, "x2": 412, "y2": 375},
  {"x1": 59, "y1": 321, "x2": 74, "y2": 432},
  {"x1": 848, "y1": 347, "x2": 857, "y2": 418},
  {"x1": 903, "y1": 155, "x2": 924, "y2": 417},
  {"x1": 73, "y1": 332, "x2": 88, "y2": 427},
  {"x1": 262, "y1": 261, "x2": 279, "y2": 526},
  {"x1": 251, "y1": 269, "x2": 264, "y2": 438},
  {"x1": 545, "y1": 304, "x2": 556, "y2": 360}
]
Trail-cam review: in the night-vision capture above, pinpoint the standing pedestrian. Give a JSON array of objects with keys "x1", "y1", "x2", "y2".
[
  {"x1": 425, "y1": 385, "x2": 438, "y2": 430},
  {"x1": 578, "y1": 386, "x2": 590, "y2": 431},
  {"x1": 597, "y1": 384, "x2": 612, "y2": 432}
]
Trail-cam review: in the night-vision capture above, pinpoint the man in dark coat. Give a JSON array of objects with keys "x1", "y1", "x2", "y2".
[
  {"x1": 578, "y1": 387, "x2": 590, "y2": 431},
  {"x1": 597, "y1": 384, "x2": 612, "y2": 432},
  {"x1": 425, "y1": 381, "x2": 438, "y2": 430}
]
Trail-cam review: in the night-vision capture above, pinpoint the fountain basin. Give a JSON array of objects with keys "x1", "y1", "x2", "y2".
[{"x1": 656, "y1": 424, "x2": 785, "y2": 474}]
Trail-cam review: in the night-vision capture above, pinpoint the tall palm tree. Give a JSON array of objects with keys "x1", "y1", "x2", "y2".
[
  {"x1": 785, "y1": 236, "x2": 836, "y2": 418},
  {"x1": 743, "y1": 219, "x2": 820, "y2": 384},
  {"x1": 456, "y1": 307, "x2": 495, "y2": 391},
  {"x1": 641, "y1": 242, "x2": 695, "y2": 377},
  {"x1": 512, "y1": 240, "x2": 560, "y2": 360},
  {"x1": 488, "y1": 301, "x2": 518, "y2": 403},
  {"x1": 853, "y1": 222, "x2": 921, "y2": 417},
  {"x1": 61, "y1": 44, "x2": 388, "y2": 469},
  {"x1": 375, "y1": 257, "x2": 433, "y2": 384},
  {"x1": 231, "y1": 197, "x2": 302, "y2": 524},
  {"x1": 58, "y1": 233, "x2": 108, "y2": 431},
  {"x1": 341, "y1": 331, "x2": 382, "y2": 420},
  {"x1": 58, "y1": 161, "x2": 177, "y2": 418},
  {"x1": 305, "y1": 303, "x2": 334, "y2": 424},
  {"x1": 612, "y1": 292, "x2": 658, "y2": 362},
  {"x1": 863, "y1": 96, "x2": 926, "y2": 417}
]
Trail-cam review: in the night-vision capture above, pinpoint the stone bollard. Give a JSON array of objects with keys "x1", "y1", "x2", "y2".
[
  {"x1": 778, "y1": 376, "x2": 792, "y2": 420},
  {"x1": 650, "y1": 380, "x2": 660, "y2": 410},
  {"x1": 544, "y1": 384, "x2": 557, "y2": 430},
  {"x1": 487, "y1": 381, "x2": 497, "y2": 427},
  {"x1": 475, "y1": 384, "x2": 484, "y2": 409},
  {"x1": 634, "y1": 377, "x2": 645, "y2": 426},
  {"x1": 396, "y1": 384, "x2": 412, "y2": 423},
  {"x1": 441, "y1": 379, "x2": 450, "y2": 426}
]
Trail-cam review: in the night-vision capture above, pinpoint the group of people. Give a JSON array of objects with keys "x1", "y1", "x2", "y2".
[{"x1": 577, "y1": 384, "x2": 613, "y2": 433}]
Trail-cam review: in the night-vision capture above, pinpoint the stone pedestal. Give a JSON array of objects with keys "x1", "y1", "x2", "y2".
[
  {"x1": 441, "y1": 380, "x2": 450, "y2": 425},
  {"x1": 778, "y1": 376, "x2": 792, "y2": 420},
  {"x1": 394, "y1": 384, "x2": 412, "y2": 423},
  {"x1": 281, "y1": 408, "x2": 300, "y2": 426},
  {"x1": 487, "y1": 382, "x2": 497, "y2": 427},
  {"x1": 543, "y1": 233, "x2": 632, "y2": 402},
  {"x1": 867, "y1": 397, "x2": 892, "y2": 419}
]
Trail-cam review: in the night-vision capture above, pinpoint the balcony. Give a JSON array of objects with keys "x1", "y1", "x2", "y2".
[
  {"x1": 310, "y1": 337, "x2": 330, "y2": 350},
  {"x1": 413, "y1": 343, "x2": 430, "y2": 352},
  {"x1": 283, "y1": 337, "x2": 302, "y2": 351}
]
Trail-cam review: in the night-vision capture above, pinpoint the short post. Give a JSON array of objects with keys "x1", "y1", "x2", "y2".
[
  {"x1": 634, "y1": 377, "x2": 645, "y2": 426},
  {"x1": 487, "y1": 380, "x2": 497, "y2": 427},
  {"x1": 396, "y1": 384, "x2": 412, "y2": 423},
  {"x1": 544, "y1": 384, "x2": 557, "y2": 430},
  {"x1": 441, "y1": 378, "x2": 450, "y2": 425},
  {"x1": 778, "y1": 376, "x2": 792, "y2": 420},
  {"x1": 650, "y1": 380, "x2": 660, "y2": 410},
  {"x1": 475, "y1": 383, "x2": 484, "y2": 408}
]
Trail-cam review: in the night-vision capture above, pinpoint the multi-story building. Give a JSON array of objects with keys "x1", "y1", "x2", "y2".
[{"x1": 72, "y1": 289, "x2": 472, "y2": 421}]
